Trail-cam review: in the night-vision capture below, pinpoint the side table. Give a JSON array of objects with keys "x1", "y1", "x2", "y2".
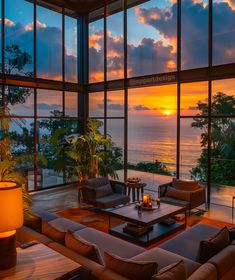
[
  {"x1": 126, "y1": 182, "x2": 147, "y2": 202},
  {"x1": 0, "y1": 243, "x2": 83, "y2": 280}
]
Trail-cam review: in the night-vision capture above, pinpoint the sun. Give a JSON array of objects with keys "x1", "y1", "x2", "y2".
[{"x1": 163, "y1": 110, "x2": 172, "y2": 116}]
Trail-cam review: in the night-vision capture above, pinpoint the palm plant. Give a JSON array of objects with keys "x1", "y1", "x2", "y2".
[
  {"x1": 0, "y1": 107, "x2": 32, "y2": 215},
  {"x1": 51, "y1": 119, "x2": 119, "y2": 182}
]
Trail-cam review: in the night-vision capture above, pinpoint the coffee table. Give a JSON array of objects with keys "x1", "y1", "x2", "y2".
[{"x1": 103, "y1": 203, "x2": 187, "y2": 247}]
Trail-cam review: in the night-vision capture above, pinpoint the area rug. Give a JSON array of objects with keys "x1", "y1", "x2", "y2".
[{"x1": 57, "y1": 207, "x2": 233, "y2": 248}]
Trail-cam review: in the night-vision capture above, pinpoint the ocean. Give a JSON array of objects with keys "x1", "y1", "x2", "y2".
[{"x1": 107, "y1": 118, "x2": 203, "y2": 177}]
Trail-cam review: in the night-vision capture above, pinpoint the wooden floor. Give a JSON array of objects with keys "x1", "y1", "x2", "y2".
[{"x1": 31, "y1": 184, "x2": 233, "y2": 225}]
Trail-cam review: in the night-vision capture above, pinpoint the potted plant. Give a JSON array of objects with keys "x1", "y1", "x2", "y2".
[
  {"x1": 50, "y1": 119, "x2": 123, "y2": 203},
  {"x1": 0, "y1": 107, "x2": 32, "y2": 216}
]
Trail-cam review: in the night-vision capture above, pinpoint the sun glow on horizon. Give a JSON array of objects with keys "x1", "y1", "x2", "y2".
[{"x1": 162, "y1": 109, "x2": 173, "y2": 116}]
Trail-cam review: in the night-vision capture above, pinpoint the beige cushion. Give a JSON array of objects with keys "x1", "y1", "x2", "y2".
[
  {"x1": 196, "y1": 227, "x2": 230, "y2": 264},
  {"x1": 42, "y1": 220, "x2": 65, "y2": 244},
  {"x1": 104, "y1": 252, "x2": 158, "y2": 280},
  {"x1": 188, "y1": 263, "x2": 217, "y2": 280},
  {"x1": 165, "y1": 187, "x2": 191, "y2": 202},
  {"x1": 152, "y1": 260, "x2": 186, "y2": 280},
  {"x1": 172, "y1": 178, "x2": 199, "y2": 191},
  {"x1": 65, "y1": 230, "x2": 103, "y2": 265}
]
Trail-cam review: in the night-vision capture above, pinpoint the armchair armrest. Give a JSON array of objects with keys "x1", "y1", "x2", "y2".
[
  {"x1": 110, "y1": 180, "x2": 127, "y2": 195},
  {"x1": 190, "y1": 187, "x2": 206, "y2": 209},
  {"x1": 82, "y1": 185, "x2": 97, "y2": 205},
  {"x1": 158, "y1": 182, "x2": 173, "y2": 197}
]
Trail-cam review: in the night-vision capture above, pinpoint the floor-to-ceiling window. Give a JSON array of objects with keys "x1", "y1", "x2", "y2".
[
  {"x1": 88, "y1": 0, "x2": 235, "y2": 208},
  {"x1": 0, "y1": 0, "x2": 81, "y2": 191},
  {"x1": 128, "y1": 85, "x2": 177, "y2": 190}
]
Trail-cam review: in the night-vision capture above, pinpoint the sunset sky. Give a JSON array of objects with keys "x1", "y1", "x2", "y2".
[
  {"x1": 89, "y1": 0, "x2": 235, "y2": 82},
  {"x1": 4, "y1": 0, "x2": 78, "y2": 81}
]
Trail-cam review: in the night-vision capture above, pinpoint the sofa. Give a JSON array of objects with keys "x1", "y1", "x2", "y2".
[
  {"x1": 16, "y1": 205, "x2": 235, "y2": 280},
  {"x1": 159, "y1": 178, "x2": 206, "y2": 212},
  {"x1": 82, "y1": 177, "x2": 130, "y2": 209}
]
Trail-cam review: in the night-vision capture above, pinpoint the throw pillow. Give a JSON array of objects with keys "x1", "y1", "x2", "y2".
[
  {"x1": 228, "y1": 226, "x2": 235, "y2": 242},
  {"x1": 152, "y1": 260, "x2": 187, "y2": 280},
  {"x1": 42, "y1": 220, "x2": 65, "y2": 244},
  {"x1": 165, "y1": 187, "x2": 191, "y2": 202},
  {"x1": 104, "y1": 252, "x2": 158, "y2": 280},
  {"x1": 172, "y1": 178, "x2": 199, "y2": 191},
  {"x1": 65, "y1": 230, "x2": 103, "y2": 265},
  {"x1": 196, "y1": 226, "x2": 230, "y2": 263}
]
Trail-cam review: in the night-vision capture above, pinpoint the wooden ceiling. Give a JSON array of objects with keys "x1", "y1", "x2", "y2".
[{"x1": 44, "y1": 0, "x2": 116, "y2": 14}]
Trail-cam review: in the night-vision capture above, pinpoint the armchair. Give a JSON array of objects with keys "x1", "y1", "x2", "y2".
[
  {"x1": 158, "y1": 178, "x2": 206, "y2": 212},
  {"x1": 82, "y1": 177, "x2": 130, "y2": 209}
]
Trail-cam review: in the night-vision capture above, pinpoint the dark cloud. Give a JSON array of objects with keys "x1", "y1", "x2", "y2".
[
  {"x1": 107, "y1": 104, "x2": 124, "y2": 110},
  {"x1": 37, "y1": 103, "x2": 61, "y2": 110},
  {"x1": 188, "y1": 106, "x2": 198, "y2": 110},
  {"x1": 136, "y1": 0, "x2": 235, "y2": 68},
  {"x1": 90, "y1": 0, "x2": 235, "y2": 78},
  {"x1": 97, "y1": 103, "x2": 124, "y2": 110},
  {"x1": 133, "y1": 105, "x2": 151, "y2": 111},
  {"x1": 128, "y1": 38, "x2": 176, "y2": 76},
  {"x1": 5, "y1": 22, "x2": 77, "y2": 81}
]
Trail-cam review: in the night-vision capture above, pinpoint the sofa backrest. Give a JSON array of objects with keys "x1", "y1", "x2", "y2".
[
  {"x1": 172, "y1": 178, "x2": 200, "y2": 191},
  {"x1": 88, "y1": 177, "x2": 110, "y2": 188}
]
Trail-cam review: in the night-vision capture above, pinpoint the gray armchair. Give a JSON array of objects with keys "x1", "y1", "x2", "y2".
[
  {"x1": 82, "y1": 177, "x2": 130, "y2": 209},
  {"x1": 158, "y1": 178, "x2": 206, "y2": 211}
]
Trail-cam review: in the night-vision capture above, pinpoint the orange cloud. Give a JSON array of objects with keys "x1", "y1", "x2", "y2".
[
  {"x1": 4, "y1": 18, "x2": 15, "y2": 27},
  {"x1": 89, "y1": 31, "x2": 103, "y2": 50},
  {"x1": 89, "y1": 71, "x2": 104, "y2": 83},
  {"x1": 25, "y1": 20, "x2": 46, "y2": 31},
  {"x1": 227, "y1": 0, "x2": 235, "y2": 10},
  {"x1": 167, "y1": 59, "x2": 177, "y2": 70},
  {"x1": 135, "y1": 6, "x2": 161, "y2": 24},
  {"x1": 107, "y1": 69, "x2": 124, "y2": 80}
]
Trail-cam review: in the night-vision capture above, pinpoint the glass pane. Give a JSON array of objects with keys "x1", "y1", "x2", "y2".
[
  {"x1": 127, "y1": 0, "x2": 177, "y2": 77},
  {"x1": 37, "y1": 118, "x2": 65, "y2": 189},
  {"x1": 128, "y1": 85, "x2": 177, "y2": 190},
  {"x1": 65, "y1": 16, "x2": 78, "y2": 83},
  {"x1": 37, "y1": 89, "x2": 62, "y2": 117},
  {"x1": 10, "y1": 118, "x2": 35, "y2": 190},
  {"x1": 107, "y1": 90, "x2": 124, "y2": 117},
  {"x1": 181, "y1": 0, "x2": 208, "y2": 69},
  {"x1": 107, "y1": 2, "x2": 124, "y2": 81},
  {"x1": 210, "y1": 118, "x2": 235, "y2": 206},
  {"x1": 5, "y1": 0, "x2": 34, "y2": 76},
  {"x1": 5, "y1": 86, "x2": 34, "y2": 116},
  {"x1": 180, "y1": 82, "x2": 208, "y2": 116},
  {"x1": 180, "y1": 118, "x2": 208, "y2": 181},
  {"x1": 89, "y1": 92, "x2": 104, "y2": 117},
  {"x1": 65, "y1": 91, "x2": 78, "y2": 117},
  {"x1": 37, "y1": 5, "x2": 62, "y2": 80},
  {"x1": 213, "y1": 0, "x2": 235, "y2": 65},
  {"x1": 212, "y1": 78, "x2": 235, "y2": 116},
  {"x1": 89, "y1": 18, "x2": 104, "y2": 83},
  {"x1": 107, "y1": 119, "x2": 124, "y2": 180}
]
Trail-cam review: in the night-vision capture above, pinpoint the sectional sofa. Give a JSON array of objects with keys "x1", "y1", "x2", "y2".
[{"x1": 16, "y1": 206, "x2": 235, "y2": 280}]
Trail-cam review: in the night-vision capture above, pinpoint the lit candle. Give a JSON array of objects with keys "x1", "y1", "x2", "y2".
[{"x1": 143, "y1": 195, "x2": 148, "y2": 204}]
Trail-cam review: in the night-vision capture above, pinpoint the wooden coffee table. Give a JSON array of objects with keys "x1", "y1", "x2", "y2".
[{"x1": 103, "y1": 203, "x2": 187, "y2": 247}]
